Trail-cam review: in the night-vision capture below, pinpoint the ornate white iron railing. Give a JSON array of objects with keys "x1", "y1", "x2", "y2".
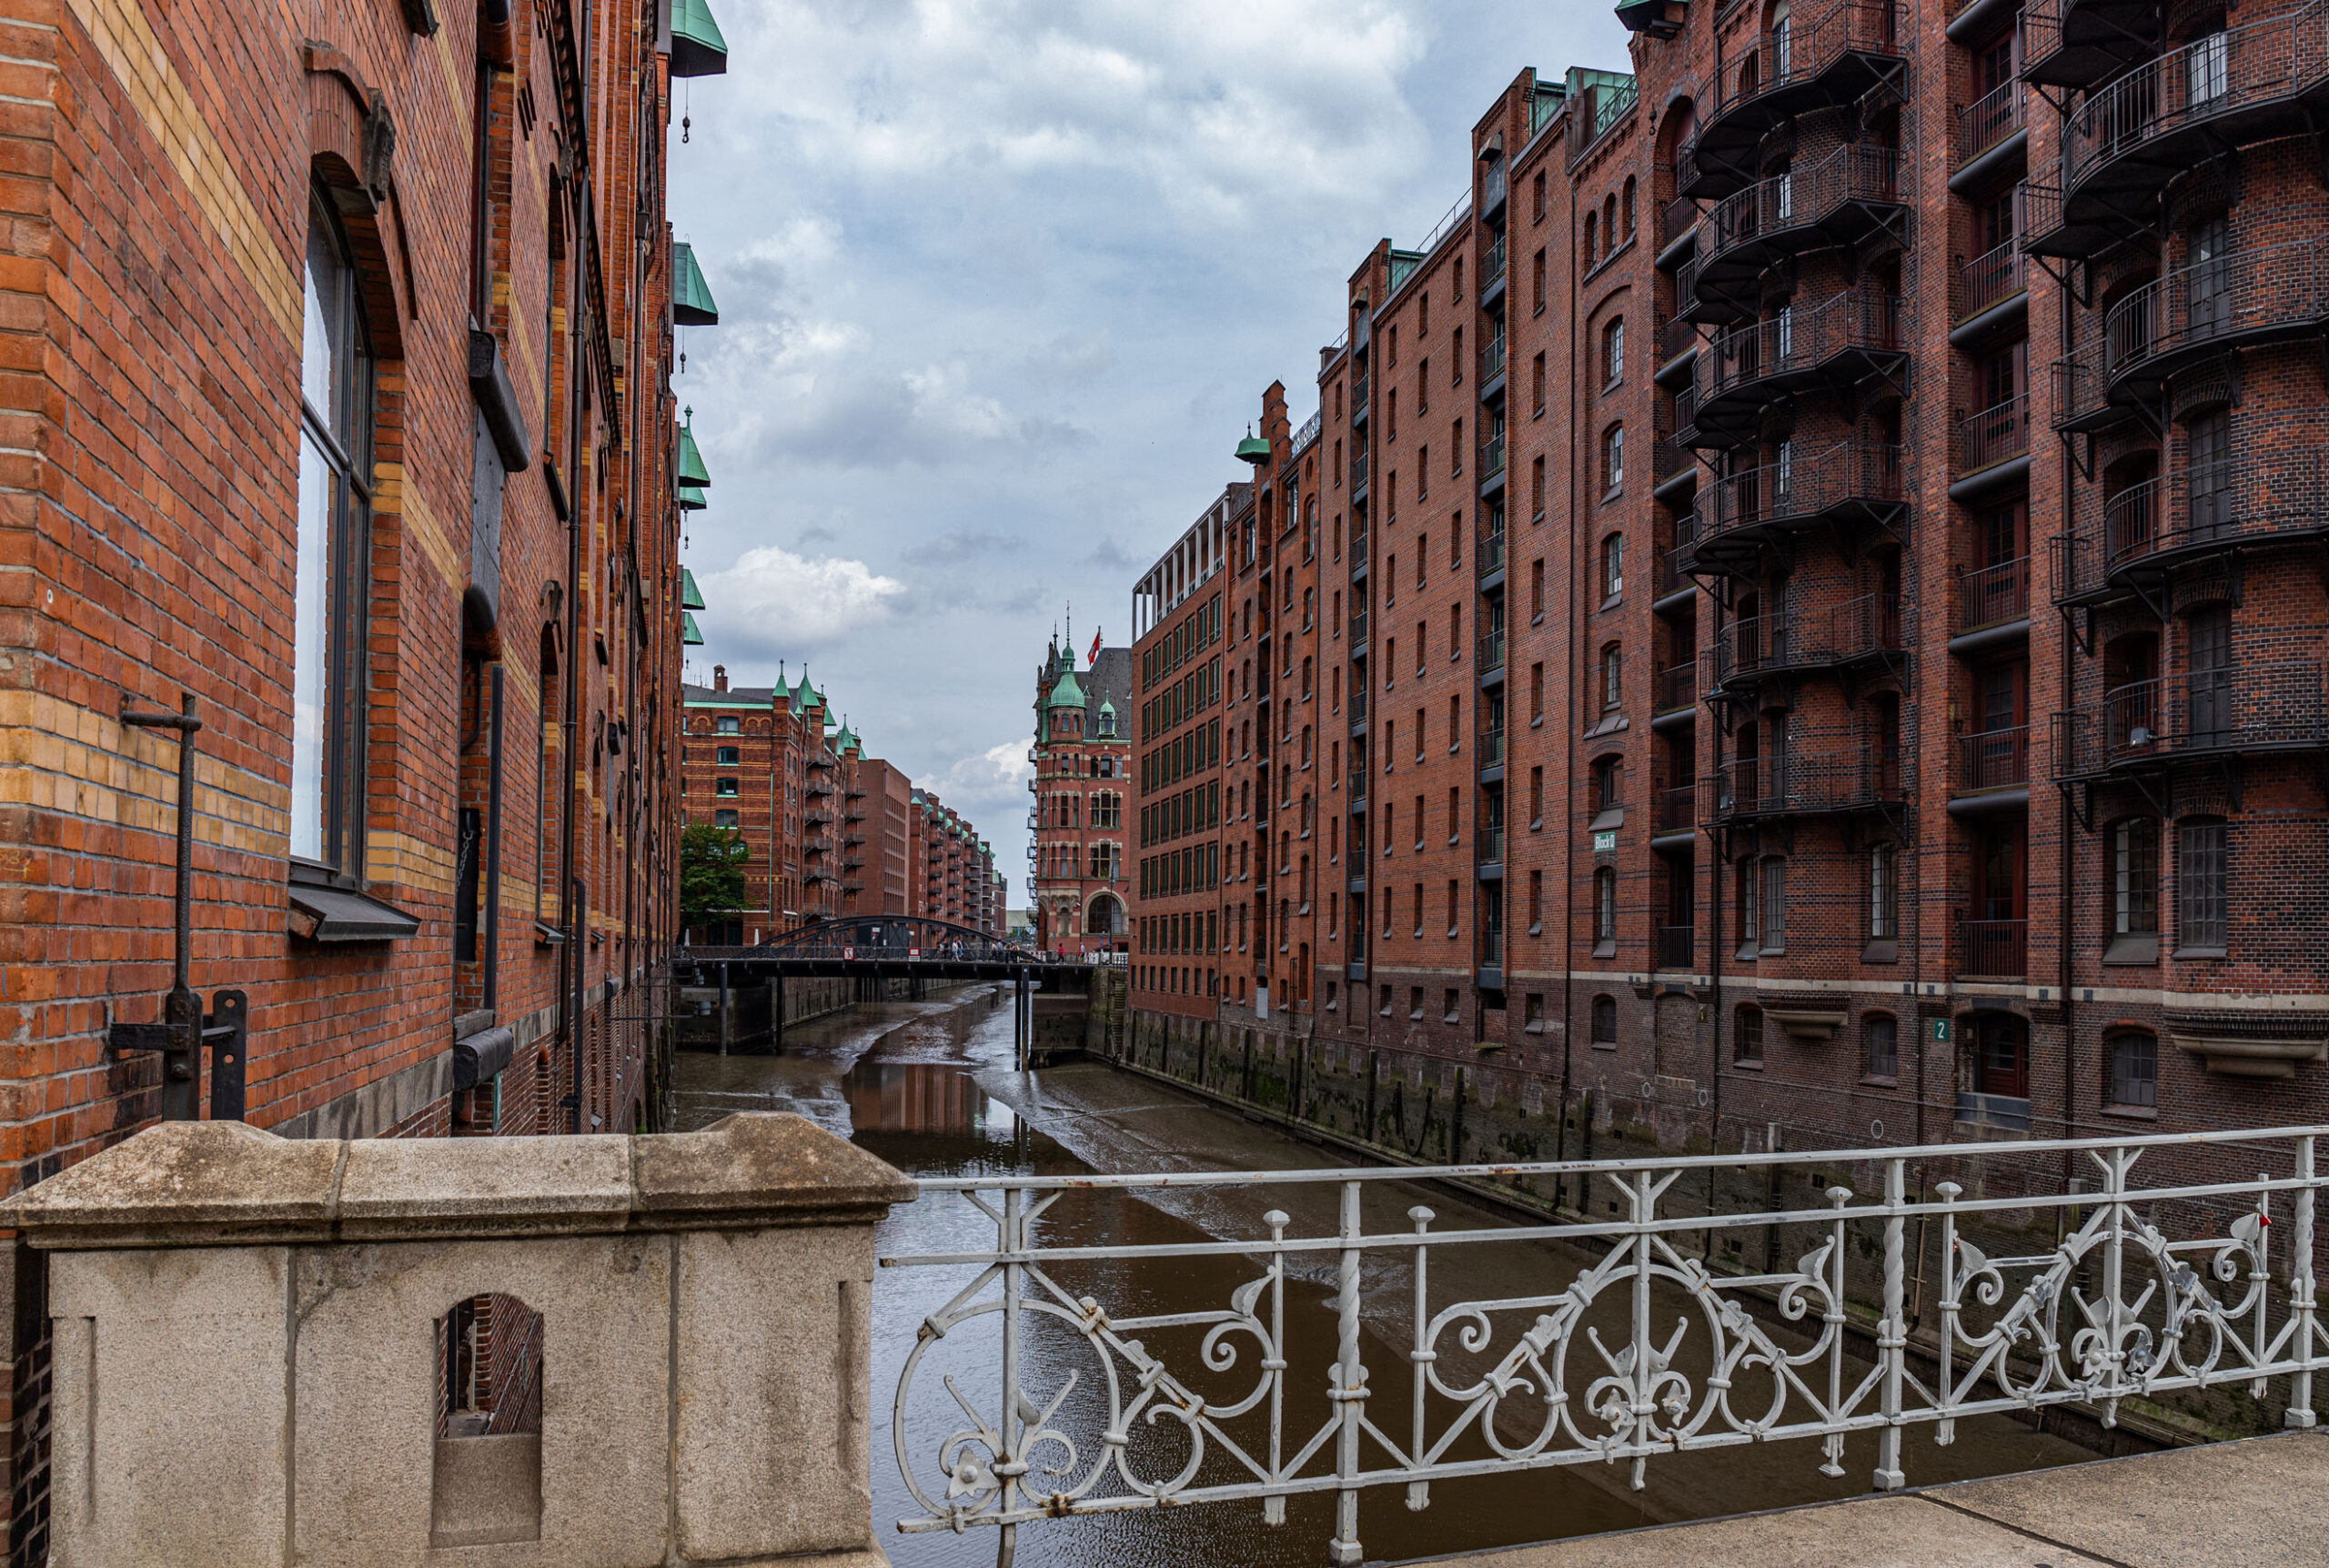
[{"x1": 884, "y1": 1127, "x2": 2327, "y2": 1564}]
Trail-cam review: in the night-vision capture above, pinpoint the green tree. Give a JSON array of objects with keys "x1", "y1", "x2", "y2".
[{"x1": 680, "y1": 822, "x2": 750, "y2": 930}]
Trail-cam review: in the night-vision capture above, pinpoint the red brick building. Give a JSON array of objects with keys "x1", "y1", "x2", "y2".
[
  {"x1": 1029, "y1": 637, "x2": 1133, "y2": 956},
  {"x1": 912, "y1": 789, "x2": 1003, "y2": 934},
  {"x1": 679, "y1": 661, "x2": 987, "y2": 937},
  {"x1": 1127, "y1": 0, "x2": 2329, "y2": 1162},
  {"x1": 0, "y1": 0, "x2": 730, "y2": 1553}
]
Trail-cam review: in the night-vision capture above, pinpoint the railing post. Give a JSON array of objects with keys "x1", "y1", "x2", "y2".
[
  {"x1": 1264, "y1": 1209, "x2": 1290, "y2": 1523},
  {"x1": 2291, "y1": 1135, "x2": 2319, "y2": 1428},
  {"x1": 1935, "y1": 1180, "x2": 1962, "y2": 1445},
  {"x1": 1329, "y1": 1180, "x2": 1366, "y2": 1564},
  {"x1": 999, "y1": 1184, "x2": 1024, "y2": 1564},
  {"x1": 1875, "y1": 1158, "x2": 1908, "y2": 1489},
  {"x1": 2101, "y1": 1146, "x2": 2131, "y2": 1424},
  {"x1": 1407, "y1": 1205, "x2": 1435, "y2": 1512}
]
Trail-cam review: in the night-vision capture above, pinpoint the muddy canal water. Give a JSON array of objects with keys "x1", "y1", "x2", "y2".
[{"x1": 672, "y1": 987, "x2": 2094, "y2": 1568}]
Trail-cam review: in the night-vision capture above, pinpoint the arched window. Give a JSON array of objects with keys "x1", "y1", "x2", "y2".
[
  {"x1": 1582, "y1": 210, "x2": 1598, "y2": 266},
  {"x1": 1862, "y1": 1013, "x2": 1899, "y2": 1080},
  {"x1": 2107, "y1": 1029, "x2": 2159, "y2": 1110},
  {"x1": 1735, "y1": 1004, "x2": 1765, "y2": 1063},
  {"x1": 1868, "y1": 842, "x2": 1898, "y2": 940},
  {"x1": 2110, "y1": 817, "x2": 2159, "y2": 950},
  {"x1": 1601, "y1": 316, "x2": 1626, "y2": 385},
  {"x1": 1602, "y1": 423, "x2": 1625, "y2": 492},
  {"x1": 1600, "y1": 533, "x2": 1624, "y2": 598},
  {"x1": 296, "y1": 187, "x2": 377, "y2": 875},
  {"x1": 1603, "y1": 194, "x2": 1618, "y2": 248},
  {"x1": 1622, "y1": 175, "x2": 1637, "y2": 237},
  {"x1": 1759, "y1": 855, "x2": 1787, "y2": 951},
  {"x1": 1601, "y1": 644, "x2": 1624, "y2": 710},
  {"x1": 1592, "y1": 993, "x2": 1618, "y2": 1043},
  {"x1": 1593, "y1": 867, "x2": 1617, "y2": 946}
]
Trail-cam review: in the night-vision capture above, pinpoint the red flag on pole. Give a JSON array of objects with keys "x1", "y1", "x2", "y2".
[{"x1": 1087, "y1": 628, "x2": 1103, "y2": 667}]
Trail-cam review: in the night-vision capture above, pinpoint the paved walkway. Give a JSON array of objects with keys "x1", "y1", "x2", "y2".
[{"x1": 1404, "y1": 1430, "x2": 2327, "y2": 1568}]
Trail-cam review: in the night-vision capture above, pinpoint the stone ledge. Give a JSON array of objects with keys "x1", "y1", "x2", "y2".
[{"x1": 0, "y1": 1112, "x2": 916, "y2": 1250}]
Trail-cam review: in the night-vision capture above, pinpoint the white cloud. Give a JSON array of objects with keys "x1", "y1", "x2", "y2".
[
  {"x1": 698, "y1": 546, "x2": 906, "y2": 655},
  {"x1": 932, "y1": 739, "x2": 1037, "y2": 819}
]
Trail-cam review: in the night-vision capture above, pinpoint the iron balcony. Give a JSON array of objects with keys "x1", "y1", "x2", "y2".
[
  {"x1": 1952, "y1": 80, "x2": 2026, "y2": 179},
  {"x1": 1704, "y1": 592, "x2": 1903, "y2": 706},
  {"x1": 1955, "y1": 915, "x2": 2028, "y2": 980},
  {"x1": 2100, "y1": 237, "x2": 2329, "y2": 404},
  {"x1": 1683, "y1": 439, "x2": 1906, "y2": 576},
  {"x1": 2050, "y1": 445, "x2": 2329, "y2": 605},
  {"x1": 1955, "y1": 724, "x2": 2030, "y2": 795},
  {"x1": 1679, "y1": 0, "x2": 1909, "y2": 199},
  {"x1": 2035, "y1": 8, "x2": 2329, "y2": 252},
  {"x1": 2021, "y1": 0, "x2": 2153, "y2": 88},
  {"x1": 1699, "y1": 748, "x2": 1904, "y2": 826},
  {"x1": 1679, "y1": 145, "x2": 1905, "y2": 324},
  {"x1": 1687, "y1": 291, "x2": 1907, "y2": 450},
  {"x1": 1951, "y1": 395, "x2": 2030, "y2": 486},
  {"x1": 2052, "y1": 660, "x2": 2329, "y2": 780},
  {"x1": 1953, "y1": 554, "x2": 2031, "y2": 636}
]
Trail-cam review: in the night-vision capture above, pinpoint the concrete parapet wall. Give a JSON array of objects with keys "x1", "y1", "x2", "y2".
[{"x1": 4, "y1": 1116, "x2": 913, "y2": 1568}]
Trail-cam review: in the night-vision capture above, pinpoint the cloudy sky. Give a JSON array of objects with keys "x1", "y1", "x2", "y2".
[{"x1": 670, "y1": 0, "x2": 1630, "y2": 900}]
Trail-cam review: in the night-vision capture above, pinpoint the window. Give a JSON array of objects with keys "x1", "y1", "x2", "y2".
[
  {"x1": 714, "y1": 778, "x2": 739, "y2": 798},
  {"x1": 1531, "y1": 455, "x2": 1546, "y2": 518},
  {"x1": 1600, "y1": 534, "x2": 1624, "y2": 599},
  {"x1": 2112, "y1": 818, "x2": 2159, "y2": 942},
  {"x1": 1863, "y1": 1015, "x2": 1898, "y2": 1081},
  {"x1": 1528, "y1": 868, "x2": 1543, "y2": 932},
  {"x1": 2107, "y1": 1030, "x2": 2159, "y2": 1111},
  {"x1": 1593, "y1": 867, "x2": 1617, "y2": 948},
  {"x1": 295, "y1": 189, "x2": 376, "y2": 874},
  {"x1": 1592, "y1": 994, "x2": 1617, "y2": 1043},
  {"x1": 713, "y1": 809, "x2": 740, "y2": 829},
  {"x1": 1601, "y1": 424, "x2": 1625, "y2": 494},
  {"x1": 1735, "y1": 857, "x2": 1759, "y2": 950},
  {"x1": 717, "y1": 715, "x2": 740, "y2": 735},
  {"x1": 2177, "y1": 819, "x2": 2226, "y2": 952},
  {"x1": 1601, "y1": 317, "x2": 1625, "y2": 386},
  {"x1": 1869, "y1": 843, "x2": 1897, "y2": 941},
  {"x1": 1591, "y1": 755, "x2": 1623, "y2": 813},
  {"x1": 1531, "y1": 558, "x2": 1545, "y2": 620},
  {"x1": 715, "y1": 746, "x2": 740, "y2": 766},
  {"x1": 1532, "y1": 169, "x2": 1546, "y2": 220},
  {"x1": 1622, "y1": 175, "x2": 1637, "y2": 237},
  {"x1": 1583, "y1": 211, "x2": 1597, "y2": 266},
  {"x1": 1530, "y1": 663, "x2": 1545, "y2": 722},
  {"x1": 1529, "y1": 766, "x2": 1543, "y2": 828},
  {"x1": 1735, "y1": 1004, "x2": 1764, "y2": 1064},
  {"x1": 1600, "y1": 644, "x2": 1623, "y2": 710},
  {"x1": 1759, "y1": 857, "x2": 1787, "y2": 952}
]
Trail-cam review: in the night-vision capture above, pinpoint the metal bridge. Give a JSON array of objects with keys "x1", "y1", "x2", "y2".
[{"x1": 677, "y1": 916, "x2": 1096, "y2": 1060}]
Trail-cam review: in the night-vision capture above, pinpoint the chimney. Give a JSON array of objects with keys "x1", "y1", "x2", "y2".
[{"x1": 713, "y1": 664, "x2": 729, "y2": 692}]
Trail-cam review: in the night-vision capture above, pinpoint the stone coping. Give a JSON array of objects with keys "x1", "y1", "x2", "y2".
[{"x1": 0, "y1": 1112, "x2": 916, "y2": 1250}]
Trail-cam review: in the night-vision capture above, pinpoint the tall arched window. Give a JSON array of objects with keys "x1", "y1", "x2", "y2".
[
  {"x1": 296, "y1": 187, "x2": 376, "y2": 875},
  {"x1": 1593, "y1": 867, "x2": 1617, "y2": 947},
  {"x1": 1582, "y1": 211, "x2": 1598, "y2": 266}
]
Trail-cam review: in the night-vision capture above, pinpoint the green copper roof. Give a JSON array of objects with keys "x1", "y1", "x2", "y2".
[
  {"x1": 681, "y1": 610, "x2": 704, "y2": 646},
  {"x1": 676, "y1": 415, "x2": 711, "y2": 487},
  {"x1": 1045, "y1": 668, "x2": 1085, "y2": 709},
  {"x1": 1235, "y1": 427, "x2": 1271, "y2": 464},
  {"x1": 678, "y1": 481, "x2": 707, "y2": 511},
  {"x1": 672, "y1": 242, "x2": 720, "y2": 327},
  {"x1": 836, "y1": 723, "x2": 859, "y2": 754},
  {"x1": 670, "y1": 0, "x2": 728, "y2": 77},
  {"x1": 680, "y1": 566, "x2": 705, "y2": 610}
]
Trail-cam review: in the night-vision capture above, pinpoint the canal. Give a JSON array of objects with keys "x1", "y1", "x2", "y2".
[{"x1": 672, "y1": 987, "x2": 2098, "y2": 1567}]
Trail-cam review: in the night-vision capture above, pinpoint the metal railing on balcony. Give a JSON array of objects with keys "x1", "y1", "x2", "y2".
[
  {"x1": 1698, "y1": 292, "x2": 1905, "y2": 407},
  {"x1": 2053, "y1": 659, "x2": 2329, "y2": 777},
  {"x1": 1655, "y1": 783, "x2": 1696, "y2": 834},
  {"x1": 2055, "y1": 445, "x2": 2329, "y2": 600},
  {"x1": 1659, "y1": 317, "x2": 1702, "y2": 365},
  {"x1": 1957, "y1": 724, "x2": 2029, "y2": 792},
  {"x1": 1655, "y1": 543, "x2": 1692, "y2": 599},
  {"x1": 1478, "y1": 435, "x2": 1507, "y2": 481},
  {"x1": 1696, "y1": 0, "x2": 1907, "y2": 134},
  {"x1": 1955, "y1": 555, "x2": 2030, "y2": 631},
  {"x1": 1352, "y1": 449, "x2": 1370, "y2": 490},
  {"x1": 1952, "y1": 395, "x2": 2029, "y2": 477},
  {"x1": 1661, "y1": 195, "x2": 1699, "y2": 251},
  {"x1": 1658, "y1": 661, "x2": 1698, "y2": 714},
  {"x1": 1954, "y1": 80, "x2": 2024, "y2": 166},
  {"x1": 1477, "y1": 826, "x2": 1506, "y2": 864},
  {"x1": 1478, "y1": 727, "x2": 1505, "y2": 769},
  {"x1": 1349, "y1": 523, "x2": 1368, "y2": 564},
  {"x1": 2064, "y1": 7, "x2": 2329, "y2": 197},
  {"x1": 1694, "y1": 440, "x2": 1904, "y2": 541},
  {"x1": 1956, "y1": 915, "x2": 2028, "y2": 978},
  {"x1": 1353, "y1": 369, "x2": 1369, "y2": 407},
  {"x1": 1479, "y1": 337, "x2": 1508, "y2": 385},
  {"x1": 2103, "y1": 236, "x2": 2329, "y2": 384},
  {"x1": 1701, "y1": 748, "x2": 1904, "y2": 820},
  {"x1": 1477, "y1": 630, "x2": 1507, "y2": 674},
  {"x1": 1348, "y1": 766, "x2": 1369, "y2": 799},
  {"x1": 1657, "y1": 924, "x2": 1695, "y2": 968},
  {"x1": 1349, "y1": 690, "x2": 1367, "y2": 727},
  {"x1": 1691, "y1": 145, "x2": 1901, "y2": 284},
  {"x1": 1478, "y1": 525, "x2": 1506, "y2": 579},
  {"x1": 1480, "y1": 234, "x2": 1507, "y2": 290},
  {"x1": 1709, "y1": 592, "x2": 1901, "y2": 685},
  {"x1": 1652, "y1": 432, "x2": 1691, "y2": 490},
  {"x1": 1952, "y1": 238, "x2": 2026, "y2": 323},
  {"x1": 1348, "y1": 608, "x2": 1368, "y2": 646}
]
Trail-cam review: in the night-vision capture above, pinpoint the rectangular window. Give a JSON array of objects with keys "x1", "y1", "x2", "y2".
[
  {"x1": 2114, "y1": 819, "x2": 2159, "y2": 935},
  {"x1": 1530, "y1": 455, "x2": 1546, "y2": 518},
  {"x1": 1530, "y1": 662, "x2": 1545, "y2": 722},
  {"x1": 2177, "y1": 820, "x2": 2227, "y2": 951},
  {"x1": 1532, "y1": 351, "x2": 1547, "y2": 413},
  {"x1": 1869, "y1": 844, "x2": 1896, "y2": 940},
  {"x1": 1735, "y1": 1005, "x2": 1764, "y2": 1064},
  {"x1": 2109, "y1": 1032, "x2": 2159, "y2": 1109},
  {"x1": 1527, "y1": 869, "x2": 1543, "y2": 932},
  {"x1": 1759, "y1": 858, "x2": 1786, "y2": 952},
  {"x1": 1529, "y1": 766, "x2": 1543, "y2": 827},
  {"x1": 1531, "y1": 558, "x2": 1545, "y2": 619}
]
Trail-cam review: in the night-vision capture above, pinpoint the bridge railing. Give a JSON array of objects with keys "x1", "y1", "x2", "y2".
[{"x1": 885, "y1": 1124, "x2": 2329, "y2": 1563}]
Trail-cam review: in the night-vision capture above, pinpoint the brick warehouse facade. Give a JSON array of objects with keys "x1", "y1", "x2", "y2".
[
  {"x1": 0, "y1": 0, "x2": 728, "y2": 1554},
  {"x1": 677, "y1": 661, "x2": 999, "y2": 939},
  {"x1": 1029, "y1": 634, "x2": 1132, "y2": 956},
  {"x1": 1124, "y1": 2, "x2": 2329, "y2": 1183}
]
